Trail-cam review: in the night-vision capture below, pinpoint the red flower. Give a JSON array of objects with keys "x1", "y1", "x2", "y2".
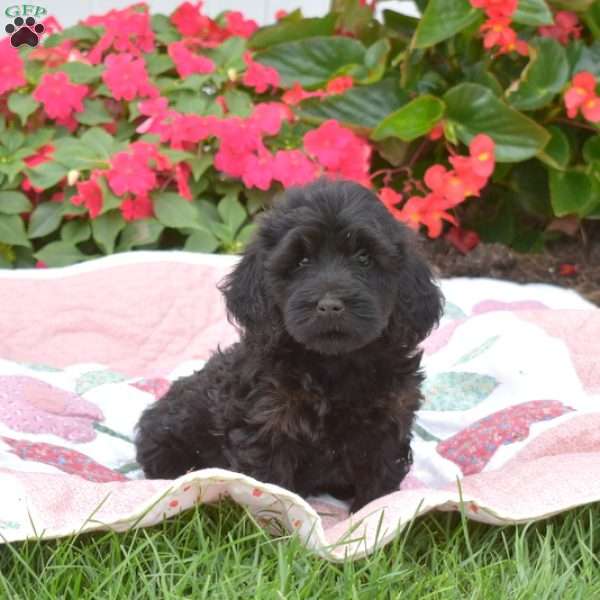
[
  {"x1": 175, "y1": 163, "x2": 192, "y2": 200},
  {"x1": 539, "y1": 11, "x2": 582, "y2": 45},
  {"x1": 558, "y1": 263, "x2": 578, "y2": 277},
  {"x1": 242, "y1": 151, "x2": 275, "y2": 190},
  {"x1": 24, "y1": 144, "x2": 54, "y2": 168},
  {"x1": 121, "y1": 194, "x2": 154, "y2": 221},
  {"x1": 33, "y1": 72, "x2": 88, "y2": 120},
  {"x1": 582, "y1": 96, "x2": 600, "y2": 122},
  {"x1": 107, "y1": 151, "x2": 157, "y2": 196},
  {"x1": 171, "y1": 1, "x2": 212, "y2": 37},
  {"x1": 446, "y1": 227, "x2": 480, "y2": 254},
  {"x1": 272, "y1": 150, "x2": 318, "y2": 187},
  {"x1": 470, "y1": 0, "x2": 517, "y2": 19},
  {"x1": 225, "y1": 11, "x2": 258, "y2": 38},
  {"x1": 428, "y1": 122, "x2": 444, "y2": 141},
  {"x1": 326, "y1": 76, "x2": 354, "y2": 95},
  {"x1": 130, "y1": 141, "x2": 171, "y2": 170},
  {"x1": 242, "y1": 52, "x2": 280, "y2": 93},
  {"x1": 275, "y1": 9, "x2": 288, "y2": 20},
  {"x1": 214, "y1": 145, "x2": 248, "y2": 178},
  {"x1": 102, "y1": 53, "x2": 157, "y2": 102},
  {"x1": 281, "y1": 82, "x2": 324, "y2": 105},
  {"x1": 469, "y1": 134, "x2": 496, "y2": 178},
  {"x1": 29, "y1": 39, "x2": 74, "y2": 68},
  {"x1": 398, "y1": 194, "x2": 457, "y2": 238},
  {"x1": 86, "y1": 5, "x2": 155, "y2": 64},
  {"x1": 425, "y1": 164, "x2": 467, "y2": 205},
  {"x1": 378, "y1": 187, "x2": 405, "y2": 220},
  {"x1": 168, "y1": 41, "x2": 215, "y2": 77},
  {"x1": 41, "y1": 16, "x2": 63, "y2": 35},
  {"x1": 564, "y1": 71, "x2": 599, "y2": 120},
  {"x1": 71, "y1": 178, "x2": 103, "y2": 219}
]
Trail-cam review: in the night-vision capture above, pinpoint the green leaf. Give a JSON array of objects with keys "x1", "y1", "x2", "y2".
[
  {"x1": 237, "y1": 223, "x2": 257, "y2": 247},
  {"x1": 117, "y1": 218, "x2": 164, "y2": 251},
  {"x1": 218, "y1": 194, "x2": 247, "y2": 234},
  {"x1": 55, "y1": 24, "x2": 100, "y2": 43},
  {"x1": 357, "y1": 38, "x2": 391, "y2": 84},
  {"x1": 28, "y1": 202, "x2": 64, "y2": 239},
  {"x1": 91, "y1": 211, "x2": 126, "y2": 254},
  {"x1": 413, "y1": 0, "x2": 480, "y2": 49},
  {"x1": 0, "y1": 191, "x2": 32, "y2": 215},
  {"x1": 568, "y1": 40, "x2": 600, "y2": 78},
  {"x1": 223, "y1": 89, "x2": 254, "y2": 118},
  {"x1": 513, "y1": 0, "x2": 553, "y2": 26},
  {"x1": 61, "y1": 220, "x2": 91, "y2": 244},
  {"x1": 549, "y1": 169, "x2": 600, "y2": 217},
  {"x1": 583, "y1": 135, "x2": 600, "y2": 164},
  {"x1": 250, "y1": 14, "x2": 336, "y2": 49},
  {"x1": 255, "y1": 37, "x2": 366, "y2": 88},
  {"x1": 80, "y1": 127, "x2": 120, "y2": 160},
  {"x1": 184, "y1": 229, "x2": 220, "y2": 252},
  {"x1": 538, "y1": 125, "x2": 571, "y2": 170},
  {"x1": 57, "y1": 62, "x2": 104, "y2": 84},
  {"x1": 145, "y1": 52, "x2": 174, "y2": 76},
  {"x1": 0, "y1": 215, "x2": 30, "y2": 247},
  {"x1": 298, "y1": 78, "x2": 409, "y2": 130},
  {"x1": 421, "y1": 372, "x2": 499, "y2": 410},
  {"x1": 372, "y1": 95, "x2": 445, "y2": 141},
  {"x1": 188, "y1": 154, "x2": 213, "y2": 181},
  {"x1": 8, "y1": 92, "x2": 39, "y2": 126},
  {"x1": 26, "y1": 162, "x2": 69, "y2": 190},
  {"x1": 444, "y1": 83, "x2": 550, "y2": 162},
  {"x1": 2, "y1": 130, "x2": 25, "y2": 153},
  {"x1": 151, "y1": 14, "x2": 180, "y2": 45},
  {"x1": 383, "y1": 9, "x2": 420, "y2": 39},
  {"x1": 154, "y1": 192, "x2": 201, "y2": 229},
  {"x1": 506, "y1": 38, "x2": 568, "y2": 111},
  {"x1": 52, "y1": 138, "x2": 105, "y2": 171},
  {"x1": 34, "y1": 241, "x2": 91, "y2": 267},
  {"x1": 209, "y1": 222, "x2": 235, "y2": 244},
  {"x1": 209, "y1": 36, "x2": 247, "y2": 71},
  {"x1": 75, "y1": 99, "x2": 113, "y2": 126}
]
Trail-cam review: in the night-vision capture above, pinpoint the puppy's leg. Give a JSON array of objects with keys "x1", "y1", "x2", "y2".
[
  {"x1": 347, "y1": 433, "x2": 412, "y2": 513},
  {"x1": 135, "y1": 373, "x2": 228, "y2": 479}
]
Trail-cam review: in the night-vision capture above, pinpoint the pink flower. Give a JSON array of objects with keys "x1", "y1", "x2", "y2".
[
  {"x1": 171, "y1": 1, "x2": 211, "y2": 37},
  {"x1": 250, "y1": 102, "x2": 292, "y2": 136},
  {"x1": 130, "y1": 141, "x2": 171, "y2": 170},
  {"x1": 168, "y1": 41, "x2": 215, "y2": 77},
  {"x1": 0, "y1": 38, "x2": 25, "y2": 95},
  {"x1": 326, "y1": 76, "x2": 354, "y2": 95},
  {"x1": 564, "y1": 71, "x2": 600, "y2": 122},
  {"x1": 214, "y1": 145, "x2": 249, "y2": 179},
  {"x1": 582, "y1": 96, "x2": 600, "y2": 122},
  {"x1": 107, "y1": 151, "x2": 157, "y2": 196},
  {"x1": 102, "y1": 53, "x2": 157, "y2": 102},
  {"x1": 378, "y1": 187, "x2": 405, "y2": 220},
  {"x1": 121, "y1": 194, "x2": 154, "y2": 221},
  {"x1": 225, "y1": 11, "x2": 258, "y2": 38},
  {"x1": 398, "y1": 194, "x2": 457, "y2": 238},
  {"x1": 428, "y1": 122, "x2": 444, "y2": 141},
  {"x1": 71, "y1": 178, "x2": 103, "y2": 219},
  {"x1": 86, "y1": 5, "x2": 155, "y2": 63},
  {"x1": 539, "y1": 11, "x2": 582, "y2": 45},
  {"x1": 33, "y1": 72, "x2": 88, "y2": 120},
  {"x1": 303, "y1": 120, "x2": 371, "y2": 184},
  {"x1": 275, "y1": 9, "x2": 288, "y2": 20},
  {"x1": 242, "y1": 52, "x2": 280, "y2": 93},
  {"x1": 272, "y1": 150, "x2": 318, "y2": 187},
  {"x1": 167, "y1": 113, "x2": 218, "y2": 149},
  {"x1": 446, "y1": 226, "x2": 480, "y2": 254},
  {"x1": 0, "y1": 376, "x2": 104, "y2": 442},
  {"x1": 175, "y1": 163, "x2": 192, "y2": 200},
  {"x1": 242, "y1": 151, "x2": 275, "y2": 190}
]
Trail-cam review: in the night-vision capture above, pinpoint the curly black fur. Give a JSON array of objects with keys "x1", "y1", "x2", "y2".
[{"x1": 135, "y1": 179, "x2": 444, "y2": 512}]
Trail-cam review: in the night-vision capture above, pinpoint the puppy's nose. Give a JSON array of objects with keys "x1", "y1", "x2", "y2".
[{"x1": 317, "y1": 294, "x2": 345, "y2": 316}]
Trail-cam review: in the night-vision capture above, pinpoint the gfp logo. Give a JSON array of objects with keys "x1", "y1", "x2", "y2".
[{"x1": 5, "y1": 5, "x2": 47, "y2": 47}]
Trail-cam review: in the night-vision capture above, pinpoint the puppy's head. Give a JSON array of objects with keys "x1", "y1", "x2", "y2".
[{"x1": 221, "y1": 179, "x2": 443, "y2": 355}]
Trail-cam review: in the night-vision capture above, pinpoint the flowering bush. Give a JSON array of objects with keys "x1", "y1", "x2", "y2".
[{"x1": 0, "y1": 0, "x2": 599, "y2": 267}]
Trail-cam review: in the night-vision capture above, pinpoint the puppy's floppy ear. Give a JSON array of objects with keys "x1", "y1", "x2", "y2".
[
  {"x1": 395, "y1": 231, "x2": 444, "y2": 345},
  {"x1": 219, "y1": 239, "x2": 272, "y2": 330}
]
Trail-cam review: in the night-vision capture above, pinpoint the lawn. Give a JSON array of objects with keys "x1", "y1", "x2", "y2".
[{"x1": 1, "y1": 501, "x2": 599, "y2": 599}]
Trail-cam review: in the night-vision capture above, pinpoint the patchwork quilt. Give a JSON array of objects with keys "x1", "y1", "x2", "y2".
[{"x1": 0, "y1": 252, "x2": 598, "y2": 560}]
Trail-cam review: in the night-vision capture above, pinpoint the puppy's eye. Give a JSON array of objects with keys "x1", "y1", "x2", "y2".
[
  {"x1": 355, "y1": 250, "x2": 371, "y2": 267},
  {"x1": 297, "y1": 257, "x2": 310, "y2": 268}
]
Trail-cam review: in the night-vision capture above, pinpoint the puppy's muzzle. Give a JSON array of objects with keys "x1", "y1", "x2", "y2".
[{"x1": 316, "y1": 293, "x2": 345, "y2": 317}]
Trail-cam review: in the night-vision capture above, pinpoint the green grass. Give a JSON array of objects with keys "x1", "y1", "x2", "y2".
[{"x1": 1, "y1": 501, "x2": 599, "y2": 599}]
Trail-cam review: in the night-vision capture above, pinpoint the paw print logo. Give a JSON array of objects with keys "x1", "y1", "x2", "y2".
[{"x1": 5, "y1": 17, "x2": 45, "y2": 48}]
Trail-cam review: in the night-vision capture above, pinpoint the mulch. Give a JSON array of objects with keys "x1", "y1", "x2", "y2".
[{"x1": 422, "y1": 223, "x2": 600, "y2": 307}]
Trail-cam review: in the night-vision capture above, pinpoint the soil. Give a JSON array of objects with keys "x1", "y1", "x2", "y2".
[{"x1": 422, "y1": 223, "x2": 600, "y2": 307}]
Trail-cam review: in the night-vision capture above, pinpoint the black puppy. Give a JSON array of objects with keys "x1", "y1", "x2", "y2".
[{"x1": 135, "y1": 179, "x2": 443, "y2": 512}]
